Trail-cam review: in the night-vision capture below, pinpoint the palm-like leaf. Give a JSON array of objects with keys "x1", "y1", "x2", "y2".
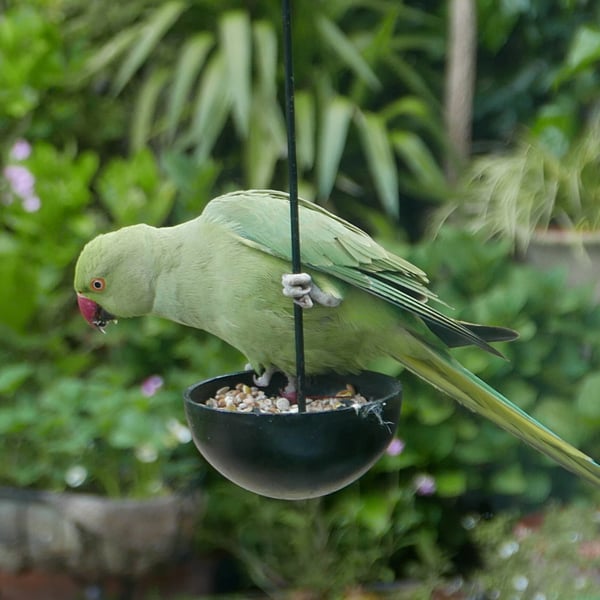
[
  {"x1": 80, "y1": 1, "x2": 448, "y2": 216},
  {"x1": 165, "y1": 33, "x2": 214, "y2": 142}
]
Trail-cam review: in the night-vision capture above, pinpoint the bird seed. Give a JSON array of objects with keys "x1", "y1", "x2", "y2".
[{"x1": 204, "y1": 383, "x2": 368, "y2": 414}]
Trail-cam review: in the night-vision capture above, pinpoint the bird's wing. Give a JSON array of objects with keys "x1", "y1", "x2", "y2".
[{"x1": 201, "y1": 190, "x2": 515, "y2": 355}]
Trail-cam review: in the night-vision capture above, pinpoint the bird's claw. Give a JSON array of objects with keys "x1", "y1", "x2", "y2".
[
  {"x1": 281, "y1": 273, "x2": 341, "y2": 308},
  {"x1": 282, "y1": 273, "x2": 314, "y2": 307},
  {"x1": 253, "y1": 366, "x2": 279, "y2": 387}
]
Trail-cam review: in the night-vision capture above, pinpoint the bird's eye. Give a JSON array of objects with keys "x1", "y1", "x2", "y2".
[{"x1": 90, "y1": 277, "x2": 106, "y2": 291}]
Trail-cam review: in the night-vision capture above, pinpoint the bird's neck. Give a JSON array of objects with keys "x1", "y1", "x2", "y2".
[{"x1": 149, "y1": 219, "x2": 216, "y2": 330}]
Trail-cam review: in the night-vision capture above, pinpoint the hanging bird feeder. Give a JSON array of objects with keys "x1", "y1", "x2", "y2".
[
  {"x1": 184, "y1": 371, "x2": 400, "y2": 500},
  {"x1": 183, "y1": 0, "x2": 402, "y2": 499}
]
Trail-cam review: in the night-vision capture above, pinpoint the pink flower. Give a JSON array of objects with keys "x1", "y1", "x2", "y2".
[
  {"x1": 413, "y1": 473, "x2": 436, "y2": 496},
  {"x1": 22, "y1": 195, "x2": 41, "y2": 213},
  {"x1": 10, "y1": 139, "x2": 31, "y2": 161},
  {"x1": 386, "y1": 437, "x2": 405, "y2": 457},
  {"x1": 4, "y1": 165, "x2": 35, "y2": 198},
  {"x1": 141, "y1": 375, "x2": 164, "y2": 397},
  {"x1": 3, "y1": 164, "x2": 41, "y2": 212}
]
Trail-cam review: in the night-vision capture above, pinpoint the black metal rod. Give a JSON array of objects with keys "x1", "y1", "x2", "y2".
[{"x1": 282, "y1": 0, "x2": 306, "y2": 412}]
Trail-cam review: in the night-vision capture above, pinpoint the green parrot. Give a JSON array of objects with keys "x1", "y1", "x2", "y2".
[{"x1": 74, "y1": 189, "x2": 600, "y2": 486}]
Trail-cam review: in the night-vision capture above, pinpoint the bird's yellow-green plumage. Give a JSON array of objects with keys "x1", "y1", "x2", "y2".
[{"x1": 74, "y1": 189, "x2": 600, "y2": 487}]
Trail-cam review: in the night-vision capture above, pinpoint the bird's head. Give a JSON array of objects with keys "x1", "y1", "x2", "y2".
[{"x1": 74, "y1": 225, "x2": 157, "y2": 333}]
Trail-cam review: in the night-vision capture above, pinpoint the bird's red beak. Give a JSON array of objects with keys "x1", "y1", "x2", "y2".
[{"x1": 77, "y1": 293, "x2": 116, "y2": 333}]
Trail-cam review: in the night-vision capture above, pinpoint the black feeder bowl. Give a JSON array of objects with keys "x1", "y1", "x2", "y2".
[{"x1": 183, "y1": 370, "x2": 402, "y2": 500}]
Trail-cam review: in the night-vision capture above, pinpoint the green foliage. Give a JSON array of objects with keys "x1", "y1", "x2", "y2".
[
  {"x1": 0, "y1": 139, "x2": 242, "y2": 496},
  {"x1": 0, "y1": 5, "x2": 65, "y2": 120},
  {"x1": 77, "y1": 1, "x2": 448, "y2": 217},
  {"x1": 391, "y1": 227, "x2": 600, "y2": 504},
  {"x1": 0, "y1": 368, "x2": 183, "y2": 497},
  {"x1": 199, "y1": 481, "x2": 446, "y2": 595},
  {"x1": 0, "y1": 142, "x2": 98, "y2": 331},
  {"x1": 96, "y1": 148, "x2": 176, "y2": 226},
  {"x1": 444, "y1": 115, "x2": 600, "y2": 249},
  {"x1": 3, "y1": 0, "x2": 600, "y2": 592},
  {"x1": 446, "y1": 5, "x2": 600, "y2": 249},
  {"x1": 196, "y1": 229, "x2": 600, "y2": 592},
  {"x1": 466, "y1": 502, "x2": 600, "y2": 599},
  {"x1": 475, "y1": 0, "x2": 600, "y2": 144}
]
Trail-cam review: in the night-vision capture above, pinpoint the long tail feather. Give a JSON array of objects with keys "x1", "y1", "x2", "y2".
[{"x1": 395, "y1": 337, "x2": 600, "y2": 487}]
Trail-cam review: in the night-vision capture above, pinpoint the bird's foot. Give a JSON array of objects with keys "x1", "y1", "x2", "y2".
[
  {"x1": 281, "y1": 273, "x2": 341, "y2": 308},
  {"x1": 253, "y1": 365, "x2": 280, "y2": 387},
  {"x1": 251, "y1": 369, "x2": 298, "y2": 401},
  {"x1": 281, "y1": 375, "x2": 298, "y2": 402}
]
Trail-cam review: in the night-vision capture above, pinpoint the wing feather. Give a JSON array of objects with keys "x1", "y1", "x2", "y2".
[{"x1": 201, "y1": 190, "x2": 515, "y2": 354}]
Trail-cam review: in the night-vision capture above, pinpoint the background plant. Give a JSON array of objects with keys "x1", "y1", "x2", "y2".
[
  {"x1": 71, "y1": 0, "x2": 448, "y2": 224},
  {"x1": 466, "y1": 502, "x2": 600, "y2": 599},
  {"x1": 0, "y1": 137, "x2": 241, "y2": 497},
  {"x1": 199, "y1": 478, "x2": 447, "y2": 595},
  {"x1": 194, "y1": 228, "x2": 600, "y2": 594},
  {"x1": 2, "y1": 0, "x2": 600, "y2": 594},
  {"x1": 394, "y1": 227, "x2": 600, "y2": 504},
  {"x1": 442, "y1": 114, "x2": 600, "y2": 249},
  {"x1": 474, "y1": 0, "x2": 600, "y2": 147}
]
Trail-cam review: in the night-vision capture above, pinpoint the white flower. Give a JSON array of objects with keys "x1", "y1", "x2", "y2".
[
  {"x1": 512, "y1": 575, "x2": 528, "y2": 591},
  {"x1": 498, "y1": 540, "x2": 520, "y2": 559},
  {"x1": 166, "y1": 418, "x2": 192, "y2": 444},
  {"x1": 65, "y1": 465, "x2": 87, "y2": 488},
  {"x1": 135, "y1": 444, "x2": 158, "y2": 463}
]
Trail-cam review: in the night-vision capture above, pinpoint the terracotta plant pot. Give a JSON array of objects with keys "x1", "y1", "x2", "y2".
[
  {"x1": 0, "y1": 487, "x2": 201, "y2": 578},
  {"x1": 525, "y1": 229, "x2": 600, "y2": 300}
]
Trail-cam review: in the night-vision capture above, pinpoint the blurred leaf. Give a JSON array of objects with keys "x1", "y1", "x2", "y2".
[
  {"x1": 383, "y1": 96, "x2": 431, "y2": 122},
  {"x1": 386, "y1": 54, "x2": 440, "y2": 110},
  {"x1": 532, "y1": 398, "x2": 584, "y2": 447},
  {"x1": 113, "y1": 1, "x2": 186, "y2": 94},
  {"x1": 295, "y1": 90, "x2": 316, "y2": 172},
  {"x1": 435, "y1": 470, "x2": 467, "y2": 497},
  {"x1": 253, "y1": 20, "x2": 277, "y2": 96},
  {"x1": 0, "y1": 364, "x2": 33, "y2": 394},
  {"x1": 245, "y1": 97, "x2": 286, "y2": 188},
  {"x1": 317, "y1": 95, "x2": 353, "y2": 200},
  {"x1": 414, "y1": 392, "x2": 454, "y2": 426},
  {"x1": 316, "y1": 16, "x2": 380, "y2": 90},
  {"x1": 165, "y1": 33, "x2": 214, "y2": 141},
  {"x1": 490, "y1": 463, "x2": 527, "y2": 495},
  {"x1": 188, "y1": 52, "x2": 232, "y2": 160},
  {"x1": 131, "y1": 68, "x2": 169, "y2": 151},
  {"x1": 575, "y1": 371, "x2": 600, "y2": 420},
  {"x1": 220, "y1": 11, "x2": 251, "y2": 137},
  {"x1": 161, "y1": 151, "x2": 220, "y2": 212},
  {"x1": 406, "y1": 419, "x2": 456, "y2": 461},
  {"x1": 244, "y1": 19, "x2": 285, "y2": 187},
  {"x1": 499, "y1": 379, "x2": 538, "y2": 411},
  {"x1": 109, "y1": 408, "x2": 156, "y2": 449},
  {"x1": 392, "y1": 131, "x2": 446, "y2": 198},
  {"x1": 81, "y1": 27, "x2": 138, "y2": 78},
  {"x1": 96, "y1": 149, "x2": 175, "y2": 226},
  {"x1": 356, "y1": 493, "x2": 397, "y2": 536},
  {"x1": 558, "y1": 25, "x2": 600, "y2": 81},
  {"x1": 355, "y1": 110, "x2": 399, "y2": 218},
  {"x1": 522, "y1": 470, "x2": 553, "y2": 503},
  {"x1": 0, "y1": 6, "x2": 65, "y2": 117},
  {"x1": 0, "y1": 255, "x2": 38, "y2": 332}
]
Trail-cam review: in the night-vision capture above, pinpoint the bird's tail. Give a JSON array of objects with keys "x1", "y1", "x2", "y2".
[{"x1": 393, "y1": 337, "x2": 600, "y2": 487}]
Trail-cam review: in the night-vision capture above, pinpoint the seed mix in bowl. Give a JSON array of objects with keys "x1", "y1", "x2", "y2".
[{"x1": 204, "y1": 383, "x2": 368, "y2": 414}]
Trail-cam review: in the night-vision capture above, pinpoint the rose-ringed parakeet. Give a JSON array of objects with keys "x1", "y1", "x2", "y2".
[{"x1": 74, "y1": 189, "x2": 600, "y2": 486}]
